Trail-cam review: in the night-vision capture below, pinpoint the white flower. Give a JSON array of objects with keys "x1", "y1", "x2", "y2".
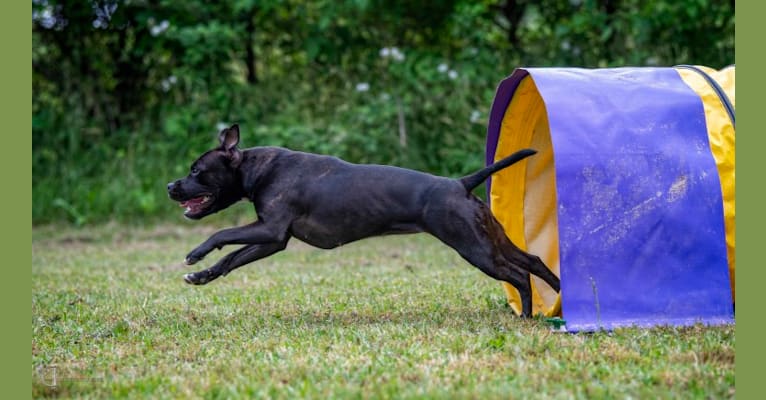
[
  {"x1": 448, "y1": 70, "x2": 458, "y2": 80},
  {"x1": 381, "y1": 46, "x2": 405, "y2": 61},
  {"x1": 150, "y1": 19, "x2": 169, "y2": 36},
  {"x1": 33, "y1": 6, "x2": 52, "y2": 28},
  {"x1": 216, "y1": 122, "x2": 228, "y2": 131},
  {"x1": 470, "y1": 110, "x2": 482, "y2": 123},
  {"x1": 160, "y1": 75, "x2": 178, "y2": 92},
  {"x1": 390, "y1": 47, "x2": 405, "y2": 62},
  {"x1": 437, "y1": 63, "x2": 449, "y2": 73},
  {"x1": 355, "y1": 82, "x2": 370, "y2": 92}
]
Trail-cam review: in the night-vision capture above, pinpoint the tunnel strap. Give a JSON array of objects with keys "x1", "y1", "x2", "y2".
[{"x1": 675, "y1": 64, "x2": 735, "y2": 128}]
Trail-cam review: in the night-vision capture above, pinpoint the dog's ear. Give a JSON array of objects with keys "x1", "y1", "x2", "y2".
[
  {"x1": 218, "y1": 124, "x2": 242, "y2": 168},
  {"x1": 218, "y1": 124, "x2": 240, "y2": 150}
]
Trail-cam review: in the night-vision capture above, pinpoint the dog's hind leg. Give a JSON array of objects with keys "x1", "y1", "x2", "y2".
[
  {"x1": 424, "y1": 210, "x2": 535, "y2": 316},
  {"x1": 184, "y1": 239, "x2": 289, "y2": 285},
  {"x1": 467, "y1": 199, "x2": 560, "y2": 293},
  {"x1": 424, "y1": 196, "x2": 561, "y2": 316},
  {"x1": 444, "y1": 234, "x2": 534, "y2": 316},
  {"x1": 488, "y1": 221, "x2": 560, "y2": 294}
]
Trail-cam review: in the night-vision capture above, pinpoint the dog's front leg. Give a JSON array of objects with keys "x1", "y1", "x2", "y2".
[
  {"x1": 184, "y1": 239, "x2": 290, "y2": 285},
  {"x1": 186, "y1": 221, "x2": 287, "y2": 265}
]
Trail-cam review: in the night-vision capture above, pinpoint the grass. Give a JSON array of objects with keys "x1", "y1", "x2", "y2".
[{"x1": 32, "y1": 223, "x2": 735, "y2": 399}]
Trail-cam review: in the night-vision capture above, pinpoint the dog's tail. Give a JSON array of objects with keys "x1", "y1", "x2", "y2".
[{"x1": 459, "y1": 149, "x2": 537, "y2": 192}]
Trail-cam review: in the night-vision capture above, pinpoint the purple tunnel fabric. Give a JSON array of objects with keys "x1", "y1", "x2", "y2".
[{"x1": 486, "y1": 68, "x2": 734, "y2": 332}]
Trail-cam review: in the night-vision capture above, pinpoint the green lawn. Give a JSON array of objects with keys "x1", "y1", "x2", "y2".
[{"x1": 32, "y1": 224, "x2": 734, "y2": 399}]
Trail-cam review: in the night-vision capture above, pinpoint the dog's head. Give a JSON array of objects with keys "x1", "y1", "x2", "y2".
[{"x1": 167, "y1": 124, "x2": 245, "y2": 219}]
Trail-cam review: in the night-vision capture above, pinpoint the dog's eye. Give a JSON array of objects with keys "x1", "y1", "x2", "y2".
[{"x1": 191, "y1": 167, "x2": 200, "y2": 175}]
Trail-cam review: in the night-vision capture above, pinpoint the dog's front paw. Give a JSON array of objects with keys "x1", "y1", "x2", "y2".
[
  {"x1": 185, "y1": 248, "x2": 208, "y2": 265},
  {"x1": 183, "y1": 272, "x2": 210, "y2": 285}
]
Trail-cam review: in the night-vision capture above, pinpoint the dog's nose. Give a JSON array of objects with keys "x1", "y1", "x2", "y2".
[{"x1": 167, "y1": 182, "x2": 175, "y2": 192}]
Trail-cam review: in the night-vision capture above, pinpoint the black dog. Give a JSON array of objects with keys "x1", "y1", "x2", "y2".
[{"x1": 167, "y1": 124, "x2": 560, "y2": 316}]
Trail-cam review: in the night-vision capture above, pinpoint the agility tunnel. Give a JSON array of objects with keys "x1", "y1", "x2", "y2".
[{"x1": 486, "y1": 66, "x2": 734, "y2": 332}]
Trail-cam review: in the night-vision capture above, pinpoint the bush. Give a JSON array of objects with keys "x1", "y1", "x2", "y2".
[{"x1": 32, "y1": 0, "x2": 734, "y2": 224}]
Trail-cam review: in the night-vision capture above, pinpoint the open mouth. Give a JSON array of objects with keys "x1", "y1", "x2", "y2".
[{"x1": 179, "y1": 195, "x2": 214, "y2": 216}]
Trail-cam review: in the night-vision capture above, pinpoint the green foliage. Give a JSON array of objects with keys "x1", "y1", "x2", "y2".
[{"x1": 32, "y1": 0, "x2": 734, "y2": 224}]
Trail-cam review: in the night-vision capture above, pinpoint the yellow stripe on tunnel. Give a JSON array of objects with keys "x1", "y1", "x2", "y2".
[
  {"x1": 676, "y1": 66, "x2": 735, "y2": 302},
  {"x1": 490, "y1": 76, "x2": 562, "y2": 317}
]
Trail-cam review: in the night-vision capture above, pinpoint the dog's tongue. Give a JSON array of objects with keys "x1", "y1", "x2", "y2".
[{"x1": 180, "y1": 197, "x2": 206, "y2": 208}]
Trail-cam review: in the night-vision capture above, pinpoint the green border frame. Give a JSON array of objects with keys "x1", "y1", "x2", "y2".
[
  {"x1": 736, "y1": 2, "x2": 757, "y2": 398},
  {"x1": 19, "y1": 2, "x2": 748, "y2": 398},
  {"x1": 4, "y1": 1, "x2": 30, "y2": 398}
]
